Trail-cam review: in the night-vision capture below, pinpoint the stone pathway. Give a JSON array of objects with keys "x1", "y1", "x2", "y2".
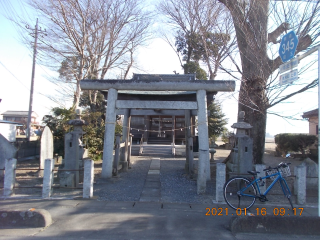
[{"x1": 139, "y1": 158, "x2": 161, "y2": 202}]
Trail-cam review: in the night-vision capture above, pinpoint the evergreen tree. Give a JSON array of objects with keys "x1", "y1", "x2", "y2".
[{"x1": 207, "y1": 101, "x2": 228, "y2": 139}]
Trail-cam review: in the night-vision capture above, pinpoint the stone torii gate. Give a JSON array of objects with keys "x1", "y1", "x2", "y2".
[{"x1": 80, "y1": 75, "x2": 235, "y2": 194}]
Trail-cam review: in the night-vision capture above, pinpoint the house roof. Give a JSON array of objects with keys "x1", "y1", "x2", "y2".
[
  {"x1": 302, "y1": 109, "x2": 318, "y2": 118},
  {"x1": 1, "y1": 110, "x2": 39, "y2": 117}
]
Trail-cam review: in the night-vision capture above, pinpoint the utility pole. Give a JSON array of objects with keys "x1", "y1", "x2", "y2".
[{"x1": 26, "y1": 18, "x2": 45, "y2": 141}]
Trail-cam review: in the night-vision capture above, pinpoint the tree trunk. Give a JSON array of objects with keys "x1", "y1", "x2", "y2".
[
  {"x1": 73, "y1": 80, "x2": 81, "y2": 110},
  {"x1": 238, "y1": 75, "x2": 268, "y2": 164},
  {"x1": 226, "y1": 1, "x2": 270, "y2": 164}
]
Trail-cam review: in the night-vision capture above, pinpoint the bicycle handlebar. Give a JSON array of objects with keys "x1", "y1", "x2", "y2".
[{"x1": 263, "y1": 162, "x2": 291, "y2": 171}]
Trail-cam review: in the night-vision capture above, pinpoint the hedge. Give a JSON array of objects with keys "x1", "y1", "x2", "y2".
[{"x1": 274, "y1": 133, "x2": 317, "y2": 157}]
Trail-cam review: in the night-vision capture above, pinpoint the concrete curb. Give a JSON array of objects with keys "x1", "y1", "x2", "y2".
[
  {"x1": 230, "y1": 216, "x2": 320, "y2": 235},
  {"x1": 0, "y1": 209, "x2": 52, "y2": 228}
]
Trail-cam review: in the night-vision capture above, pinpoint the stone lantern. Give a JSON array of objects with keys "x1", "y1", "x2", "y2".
[
  {"x1": 61, "y1": 109, "x2": 88, "y2": 187},
  {"x1": 226, "y1": 111, "x2": 253, "y2": 175}
]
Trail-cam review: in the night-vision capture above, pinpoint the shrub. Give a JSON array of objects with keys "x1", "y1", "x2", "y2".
[
  {"x1": 43, "y1": 107, "x2": 122, "y2": 159},
  {"x1": 274, "y1": 133, "x2": 317, "y2": 157}
]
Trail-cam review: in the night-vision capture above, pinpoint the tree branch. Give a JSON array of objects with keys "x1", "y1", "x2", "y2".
[
  {"x1": 268, "y1": 78, "x2": 318, "y2": 109},
  {"x1": 268, "y1": 22, "x2": 290, "y2": 44}
]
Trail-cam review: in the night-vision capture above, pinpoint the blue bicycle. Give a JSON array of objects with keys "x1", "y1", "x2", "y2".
[{"x1": 223, "y1": 162, "x2": 293, "y2": 210}]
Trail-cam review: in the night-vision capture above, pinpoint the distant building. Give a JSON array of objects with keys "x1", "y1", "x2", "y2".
[
  {"x1": 1, "y1": 111, "x2": 39, "y2": 125},
  {"x1": 302, "y1": 109, "x2": 318, "y2": 136}
]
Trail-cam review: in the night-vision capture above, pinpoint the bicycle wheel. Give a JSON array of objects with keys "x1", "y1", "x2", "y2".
[{"x1": 224, "y1": 177, "x2": 257, "y2": 210}]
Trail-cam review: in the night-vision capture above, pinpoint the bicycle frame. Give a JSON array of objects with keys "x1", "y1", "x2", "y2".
[{"x1": 240, "y1": 171, "x2": 291, "y2": 199}]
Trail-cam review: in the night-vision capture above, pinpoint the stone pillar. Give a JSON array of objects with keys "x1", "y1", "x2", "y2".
[
  {"x1": 185, "y1": 110, "x2": 191, "y2": 172},
  {"x1": 197, "y1": 89, "x2": 210, "y2": 194},
  {"x1": 0, "y1": 134, "x2": 17, "y2": 178},
  {"x1": 191, "y1": 116, "x2": 195, "y2": 136},
  {"x1": 64, "y1": 132, "x2": 79, "y2": 187},
  {"x1": 295, "y1": 165, "x2": 307, "y2": 204},
  {"x1": 113, "y1": 134, "x2": 122, "y2": 176},
  {"x1": 172, "y1": 116, "x2": 175, "y2": 155},
  {"x1": 42, "y1": 158, "x2": 54, "y2": 198},
  {"x1": 39, "y1": 126, "x2": 53, "y2": 177},
  {"x1": 120, "y1": 109, "x2": 129, "y2": 171},
  {"x1": 102, "y1": 88, "x2": 118, "y2": 178},
  {"x1": 216, "y1": 163, "x2": 226, "y2": 202},
  {"x1": 74, "y1": 132, "x2": 80, "y2": 187},
  {"x1": 83, "y1": 159, "x2": 94, "y2": 199},
  {"x1": 127, "y1": 114, "x2": 131, "y2": 167},
  {"x1": 143, "y1": 115, "x2": 149, "y2": 142},
  {"x1": 188, "y1": 136, "x2": 194, "y2": 178},
  {"x1": 158, "y1": 116, "x2": 161, "y2": 137},
  {"x1": 255, "y1": 164, "x2": 266, "y2": 194},
  {"x1": 3, "y1": 158, "x2": 17, "y2": 196},
  {"x1": 128, "y1": 134, "x2": 133, "y2": 168}
]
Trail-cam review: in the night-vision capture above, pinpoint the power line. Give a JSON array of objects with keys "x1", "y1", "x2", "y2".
[
  {"x1": 0, "y1": 60, "x2": 30, "y2": 90},
  {"x1": 0, "y1": 60, "x2": 55, "y2": 102}
]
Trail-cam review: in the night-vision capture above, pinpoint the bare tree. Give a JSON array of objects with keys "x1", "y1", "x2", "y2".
[
  {"x1": 218, "y1": 0, "x2": 320, "y2": 164},
  {"x1": 158, "y1": 0, "x2": 237, "y2": 79},
  {"x1": 17, "y1": 0, "x2": 152, "y2": 110}
]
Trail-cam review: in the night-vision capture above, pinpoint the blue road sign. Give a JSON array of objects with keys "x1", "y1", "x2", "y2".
[{"x1": 279, "y1": 31, "x2": 299, "y2": 63}]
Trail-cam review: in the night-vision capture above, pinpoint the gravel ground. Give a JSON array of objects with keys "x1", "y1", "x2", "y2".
[
  {"x1": 160, "y1": 158, "x2": 215, "y2": 204},
  {"x1": 94, "y1": 157, "x2": 151, "y2": 202}
]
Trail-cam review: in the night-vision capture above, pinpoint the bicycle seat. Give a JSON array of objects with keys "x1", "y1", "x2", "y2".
[{"x1": 247, "y1": 171, "x2": 260, "y2": 175}]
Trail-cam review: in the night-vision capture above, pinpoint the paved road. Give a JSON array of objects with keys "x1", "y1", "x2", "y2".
[{"x1": 1, "y1": 199, "x2": 319, "y2": 240}]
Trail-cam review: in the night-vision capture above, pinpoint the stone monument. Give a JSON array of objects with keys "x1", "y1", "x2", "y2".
[
  {"x1": 226, "y1": 111, "x2": 253, "y2": 175},
  {"x1": 39, "y1": 126, "x2": 54, "y2": 177},
  {"x1": 0, "y1": 134, "x2": 17, "y2": 177},
  {"x1": 60, "y1": 109, "x2": 88, "y2": 187}
]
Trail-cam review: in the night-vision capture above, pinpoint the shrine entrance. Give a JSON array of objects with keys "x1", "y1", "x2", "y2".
[{"x1": 80, "y1": 74, "x2": 235, "y2": 194}]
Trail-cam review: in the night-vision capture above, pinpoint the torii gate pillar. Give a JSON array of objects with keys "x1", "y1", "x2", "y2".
[
  {"x1": 197, "y1": 89, "x2": 210, "y2": 194},
  {"x1": 101, "y1": 88, "x2": 118, "y2": 178}
]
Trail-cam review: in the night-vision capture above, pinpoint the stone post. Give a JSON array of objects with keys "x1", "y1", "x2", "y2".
[
  {"x1": 74, "y1": 132, "x2": 80, "y2": 187},
  {"x1": 197, "y1": 89, "x2": 210, "y2": 194},
  {"x1": 39, "y1": 126, "x2": 53, "y2": 177},
  {"x1": 216, "y1": 163, "x2": 226, "y2": 202},
  {"x1": 42, "y1": 158, "x2": 54, "y2": 198},
  {"x1": 191, "y1": 116, "x2": 195, "y2": 136},
  {"x1": 185, "y1": 110, "x2": 191, "y2": 172},
  {"x1": 255, "y1": 164, "x2": 266, "y2": 194},
  {"x1": 120, "y1": 109, "x2": 129, "y2": 171},
  {"x1": 128, "y1": 134, "x2": 133, "y2": 168},
  {"x1": 113, "y1": 134, "x2": 122, "y2": 176},
  {"x1": 143, "y1": 115, "x2": 149, "y2": 142},
  {"x1": 188, "y1": 136, "x2": 194, "y2": 178},
  {"x1": 139, "y1": 135, "x2": 144, "y2": 155},
  {"x1": 172, "y1": 116, "x2": 175, "y2": 155},
  {"x1": 0, "y1": 134, "x2": 17, "y2": 178},
  {"x1": 295, "y1": 165, "x2": 307, "y2": 204},
  {"x1": 102, "y1": 88, "x2": 118, "y2": 178},
  {"x1": 83, "y1": 159, "x2": 94, "y2": 199},
  {"x1": 3, "y1": 158, "x2": 17, "y2": 196}
]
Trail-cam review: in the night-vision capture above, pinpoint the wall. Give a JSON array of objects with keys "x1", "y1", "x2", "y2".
[
  {"x1": 309, "y1": 116, "x2": 318, "y2": 136},
  {"x1": 0, "y1": 123, "x2": 16, "y2": 142}
]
